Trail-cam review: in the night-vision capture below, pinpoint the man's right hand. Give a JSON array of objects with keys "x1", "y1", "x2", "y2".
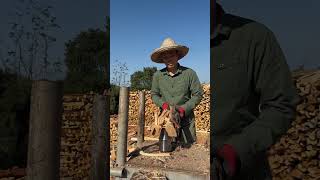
[
  {"x1": 162, "y1": 102, "x2": 169, "y2": 110},
  {"x1": 217, "y1": 144, "x2": 240, "y2": 178}
]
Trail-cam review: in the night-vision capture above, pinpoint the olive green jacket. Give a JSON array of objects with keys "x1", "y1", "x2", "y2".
[
  {"x1": 150, "y1": 64, "x2": 203, "y2": 122},
  {"x1": 211, "y1": 11, "x2": 300, "y2": 179}
]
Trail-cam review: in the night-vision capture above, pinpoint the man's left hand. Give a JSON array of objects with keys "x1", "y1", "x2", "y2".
[{"x1": 217, "y1": 144, "x2": 240, "y2": 178}]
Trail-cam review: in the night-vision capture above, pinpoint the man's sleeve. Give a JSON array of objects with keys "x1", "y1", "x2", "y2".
[
  {"x1": 150, "y1": 72, "x2": 165, "y2": 108},
  {"x1": 181, "y1": 70, "x2": 204, "y2": 116},
  {"x1": 225, "y1": 27, "x2": 300, "y2": 171}
]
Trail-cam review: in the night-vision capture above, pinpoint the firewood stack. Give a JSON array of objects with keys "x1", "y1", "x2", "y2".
[
  {"x1": 0, "y1": 167, "x2": 25, "y2": 180},
  {"x1": 194, "y1": 84, "x2": 210, "y2": 131},
  {"x1": 60, "y1": 94, "x2": 94, "y2": 180},
  {"x1": 110, "y1": 115, "x2": 118, "y2": 146},
  {"x1": 268, "y1": 70, "x2": 320, "y2": 180},
  {"x1": 128, "y1": 90, "x2": 159, "y2": 126},
  {"x1": 128, "y1": 84, "x2": 210, "y2": 132}
]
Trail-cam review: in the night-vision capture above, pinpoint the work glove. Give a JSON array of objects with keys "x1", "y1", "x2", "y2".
[
  {"x1": 177, "y1": 107, "x2": 185, "y2": 118},
  {"x1": 217, "y1": 144, "x2": 241, "y2": 179},
  {"x1": 162, "y1": 102, "x2": 169, "y2": 111}
]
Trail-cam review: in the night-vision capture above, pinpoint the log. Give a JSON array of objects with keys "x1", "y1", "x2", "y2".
[
  {"x1": 139, "y1": 150, "x2": 171, "y2": 157},
  {"x1": 27, "y1": 80, "x2": 63, "y2": 180}
]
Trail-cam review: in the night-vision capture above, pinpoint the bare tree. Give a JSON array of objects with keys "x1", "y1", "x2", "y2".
[
  {"x1": 111, "y1": 59, "x2": 129, "y2": 87},
  {"x1": 5, "y1": 0, "x2": 61, "y2": 80}
]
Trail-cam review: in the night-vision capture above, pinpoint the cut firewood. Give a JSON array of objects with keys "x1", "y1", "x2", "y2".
[
  {"x1": 164, "y1": 121, "x2": 177, "y2": 137},
  {"x1": 131, "y1": 137, "x2": 159, "y2": 141},
  {"x1": 268, "y1": 70, "x2": 320, "y2": 180},
  {"x1": 139, "y1": 150, "x2": 171, "y2": 157}
]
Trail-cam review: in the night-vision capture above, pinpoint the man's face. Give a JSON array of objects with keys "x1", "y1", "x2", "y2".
[{"x1": 160, "y1": 50, "x2": 179, "y2": 68}]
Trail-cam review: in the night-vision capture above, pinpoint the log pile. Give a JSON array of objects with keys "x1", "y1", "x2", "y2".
[
  {"x1": 0, "y1": 167, "x2": 25, "y2": 180},
  {"x1": 194, "y1": 84, "x2": 210, "y2": 131},
  {"x1": 60, "y1": 94, "x2": 94, "y2": 180},
  {"x1": 268, "y1": 70, "x2": 320, "y2": 180},
  {"x1": 128, "y1": 90, "x2": 159, "y2": 126},
  {"x1": 110, "y1": 115, "x2": 118, "y2": 146},
  {"x1": 128, "y1": 84, "x2": 210, "y2": 132}
]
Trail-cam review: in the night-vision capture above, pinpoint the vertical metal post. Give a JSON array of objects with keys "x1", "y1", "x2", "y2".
[
  {"x1": 137, "y1": 91, "x2": 145, "y2": 148},
  {"x1": 90, "y1": 94, "x2": 108, "y2": 180},
  {"x1": 26, "y1": 80, "x2": 63, "y2": 180},
  {"x1": 116, "y1": 87, "x2": 129, "y2": 167}
]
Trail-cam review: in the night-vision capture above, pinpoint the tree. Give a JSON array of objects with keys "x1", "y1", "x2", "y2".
[
  {"x1": 64, "y1": 28, "x2": 108, "y2": 93},
  {"x1": 0, "y1": 0, "x2": 61, "y2": 168},
  {"x1": 5, "y1": 0, "x2": 61, "y2": 80},
  {"x1": 0, "y1": 69, "x2": 31, "y2": 169},
  {"x1": 111, "y1": 60, "x2": 129, "y2": 87},
  {"x1": 130, "y1": 67, "x2": 157, "y2": 90}
]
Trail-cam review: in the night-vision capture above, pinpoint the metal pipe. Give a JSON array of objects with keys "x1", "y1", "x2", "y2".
[
  {"x1": 137, "y1": 90, "x2": 145, "y2": 148},
  {"x1": 110, "y1": 167, "x2": 125, "y2": 177},
  {"x1": 116, "y1": 87, "x2": 129, "y2": 167}
]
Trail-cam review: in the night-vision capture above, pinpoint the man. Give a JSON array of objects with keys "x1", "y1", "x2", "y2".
[
  {"x1": 211, "y1": 2, "x2": 300, "y2": 180},
  {"x1": 150, "y1": 37, "x2": 203, "y2": 148}
]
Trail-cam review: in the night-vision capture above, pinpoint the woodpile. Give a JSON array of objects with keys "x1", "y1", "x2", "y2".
[
  {"x1": 110, "y1": 115, "x2": 118, "y2": 146},
  {"x1": 268, "y1": 70, "x2": 320, "y2": 180},
  {"x1": 130, "y1": 170, "x2": 167, "y2": 180},
  {"x1": 60, "y1": 94, "x2": 94, "y2": 180},
  {"x1": 128, "y1": 84, "x2": 210, "y2": 132},
  {"x1": 128, "y1": 90, "x2": 159, "y2": 126},
  {"x1": 194, "y1": 84, "x2": 210, "y2": 131},
  {"x1": 0, "y1": 167, "x2": 25, "y2": 180}
]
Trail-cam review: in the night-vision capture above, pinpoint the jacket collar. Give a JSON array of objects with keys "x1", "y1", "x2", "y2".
[
  {"x1": 162, "y1": 63, "x2": 183, "y2": 76},
  {"x1": 211, "y1": 4, "x2": 232, "y2": 40}
]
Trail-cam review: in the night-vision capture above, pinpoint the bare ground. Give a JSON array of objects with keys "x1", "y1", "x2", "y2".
[{"x1": 126, "y1": 141, "x2": 210, "y2": 174}]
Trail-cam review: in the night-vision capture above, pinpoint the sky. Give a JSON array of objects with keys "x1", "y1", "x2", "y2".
[
  {"x1": 220, "y1": 0, "x2": 320, "y2": 70},
  {"x1": 1, "y1": 0, "x2": 319, "y2": 81},
  {"x1": 110, "y1": 0, "x2": 210, "y2": 84},
  {"x1": 0, "y1": 0, "x2": 108, "y2": 80}
]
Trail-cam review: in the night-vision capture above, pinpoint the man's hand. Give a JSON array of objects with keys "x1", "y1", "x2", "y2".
[
  {"x1": 162, "y1": 102, "x2": 169, "y2": 110},
  {"x1": 178, "y1": 107, "x2": 185, "y2": 118},
  {"x1": 217, "y1": 144, "x2": 240, "y2": 178}
]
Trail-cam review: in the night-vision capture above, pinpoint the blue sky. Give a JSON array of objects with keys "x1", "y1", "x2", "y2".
[
  {"x1": 221, "y1": 0, "x2": 320, "y2": 69},
  {"x1": 0, "y1": 0, "x2": 108, "y2": 80},
  {"x1": 1, "y1": 0, "x2": 318, "y2": 81},
  {"x1": 110, "y1": 0, "x2": 210, "y2": 84}
]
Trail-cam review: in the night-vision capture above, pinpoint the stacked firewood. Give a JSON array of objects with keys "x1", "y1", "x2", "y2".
[
  {"x1": 128, "y1": 91, "x2": 159, "y2": 126},
  {"x1": 194, "y1": 84, "x2": 210, "y2": 131},
  {"x1": 60, "y1": 94, "x2": 94, "y2": 180},
  {"x1": 128, "y1": 84, "x2": 210, "y2": 131},
  {"x1": 0, "y1": 167, "x2": 25, "y2": 180},
  {"x1": 268, "y1": 70, "x2": 320, "y2": 180},
  {"x1": 110, "y1": 115, "x2": 118, "y2": 146}
]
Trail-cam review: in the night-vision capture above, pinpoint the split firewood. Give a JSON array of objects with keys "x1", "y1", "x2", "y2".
[
  {"x1": 139, "y1": 150, "x2": 171, "y2": 157},
  {"x1": 131, "y1": 137, "x2": 159, "y2": 141},
  {"x1": 268, "y1": 70, "x2": 320, "y2": 180}
]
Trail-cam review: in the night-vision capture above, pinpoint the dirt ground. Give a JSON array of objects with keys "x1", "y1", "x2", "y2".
[
  {"x1": 111, "y1": 125, "x2": 210, "y2": 179},
  {"x1": 126, "y1": 141, "x2": 210, "y2": 174}
]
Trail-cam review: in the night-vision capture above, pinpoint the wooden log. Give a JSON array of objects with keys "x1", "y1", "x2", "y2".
[
  {"x1": 90, "y1": 95, "x2": 108, "y2": 180},
  {"x1": 139, "y1": 150, "x2": 170, "y2": 157},
  {"x1": 137, "y1": 91, "x2": 145, "y2": 148},
  {"x1": 27, "y1": 80, "x2": 63, "y2": 180}
]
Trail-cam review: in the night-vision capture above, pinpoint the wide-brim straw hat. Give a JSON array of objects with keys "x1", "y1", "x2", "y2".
[{"x1": 150, "y1": 37, "x2": 189, "y2": 63}]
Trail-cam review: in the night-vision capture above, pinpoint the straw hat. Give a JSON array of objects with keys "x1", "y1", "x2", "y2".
[{"x1": 150, "y1": 37, "x2": 189, "y2": 63}]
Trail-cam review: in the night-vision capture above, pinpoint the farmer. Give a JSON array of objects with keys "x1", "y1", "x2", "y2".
[
  {"x1": 150, "y1": 37, "x2": 203, "y2": 148},
  {"x1": 211, "y1": 2, "x2": 300, "y2": 180}
]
